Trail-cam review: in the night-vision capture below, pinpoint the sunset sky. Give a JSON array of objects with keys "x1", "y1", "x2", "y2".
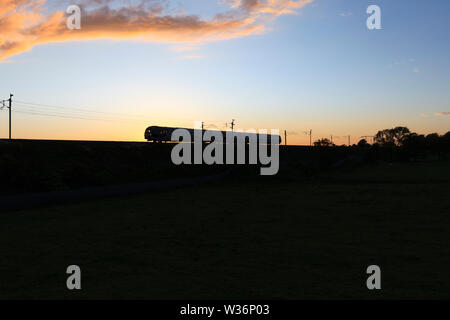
[{"x1": 1, "y1": 0, "x2": 449, "y2": 145}]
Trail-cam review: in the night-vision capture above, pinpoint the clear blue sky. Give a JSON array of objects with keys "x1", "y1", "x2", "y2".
[{"x1": 1, "y1": 0, "x2": 449, "y2": 144}]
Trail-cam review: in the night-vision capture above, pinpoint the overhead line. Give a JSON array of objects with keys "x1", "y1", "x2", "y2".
[
  {"x1": 14, "y1": 100, "x2": 208, "y2": 122},
  {"x1": 14, "y1": 105, "x2": 148, "y2": 123},
  {"x1": 14, "y1": 110, "x2": 150, "y2": 124},
  {"x1": 14, "y1": 100, "x2": 147, "y2": 118}
]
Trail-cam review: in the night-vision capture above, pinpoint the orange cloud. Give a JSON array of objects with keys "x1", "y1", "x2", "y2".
[{"x1": 0, "y1": 0, "x2": 312, "y2": 60}]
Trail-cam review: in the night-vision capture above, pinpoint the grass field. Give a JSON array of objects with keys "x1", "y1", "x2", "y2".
[{"x1": 1, "y1": 161, "x2": 449, "y2": 299}]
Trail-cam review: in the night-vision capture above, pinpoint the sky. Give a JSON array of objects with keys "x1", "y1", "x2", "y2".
[{"x1": 0, "y1": 0, "x2": 449, "y2": 145}]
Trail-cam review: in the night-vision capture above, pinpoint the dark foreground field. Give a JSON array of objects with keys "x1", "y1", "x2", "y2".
[{"x1": 1, "y1": 155, "x2": 449, "y2": 299}]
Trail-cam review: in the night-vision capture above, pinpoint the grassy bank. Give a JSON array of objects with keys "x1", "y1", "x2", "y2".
[{"x1": 0, "y1": 161, "x2": 449, "y2": 299}]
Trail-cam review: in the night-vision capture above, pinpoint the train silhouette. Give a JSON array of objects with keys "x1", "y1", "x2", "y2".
[{"x1": 145, "y1": 126, "x2": 282, "y2": 144}]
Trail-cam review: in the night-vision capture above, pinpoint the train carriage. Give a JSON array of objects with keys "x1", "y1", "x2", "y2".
[{"x1": 145, "y1": 126, "x2": 281, "y2": 144}]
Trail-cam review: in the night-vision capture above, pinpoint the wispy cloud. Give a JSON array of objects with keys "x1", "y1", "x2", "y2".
[
  {"x1": 413, "y1": 67, "x2": 420, "y2": 73},
  {"x1": 387, "y1": 58, "x2": 417, "y2": 69},
  {"x1": 0, "y1": 0, "x2": 313, "y2": 61},
  {"x1": 435, "y1": 112, "x2": 450, "y2": 116},
  {"x1": 339, "y1": 12, "x2": 352, "y2": 17},
  {"x1": 180, "y1": 55, "x2": 205, "y2": 60},
  {"x1": 170, "y1": 45, "x2": 200, "y2": 52}
]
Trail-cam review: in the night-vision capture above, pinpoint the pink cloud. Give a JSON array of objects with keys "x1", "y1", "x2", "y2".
[{"x1": 0, "y1": 0, "x2": 313, "y2": 60}]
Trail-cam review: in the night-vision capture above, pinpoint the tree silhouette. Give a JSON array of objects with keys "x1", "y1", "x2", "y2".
[
  {"x1": 444, "y1": 132, "x2": 450, "y2": 151},
  {"x1": 402, "y1": 133, "x2": 426, "y2": 161},
  {"x1": 358, "y1": 139, "x2": 369, "y2": 147},
  {"x1": 374, "y1": 126, "x2": 411, "y2": 147},
  {"x1": 313, "y1": 138, "x2": 334, "y2": 147},
  {"x1": 425, "y1": 133, "x2": 443, "y2": 158}
]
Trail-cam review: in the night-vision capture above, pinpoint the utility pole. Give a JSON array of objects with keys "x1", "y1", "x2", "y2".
[
  {"x1": 304, "y1": 129, "x2": 312, "y2": 147},
  {"x1": 7, "y1": 94, "x2": 13, "y2": 140},
  {"x1": 331, "y1": 135, "x2": 333, "y2": 144},
  {"x1": 230, "y1": 119, "x2": 235, "y2": 132},
  {"x1": 284, "y1": 130, "x2": 287, "y2": 146},
  {"x1": 348, "y1": 135, "x2": 351, "y2": 146}
]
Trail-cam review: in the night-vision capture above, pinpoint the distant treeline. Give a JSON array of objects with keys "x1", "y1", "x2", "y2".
[{"x1": 313, "y1": 127, "x2": 450, "y2": 161}]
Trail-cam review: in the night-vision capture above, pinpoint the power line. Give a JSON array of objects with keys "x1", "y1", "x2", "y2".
[
  {"x1": 16, "y1": 101, "x2": 149, "y2": 118},
  {"x1": 14, "y1": 110, "x2": 151, "y2": 124},
  {"x1": 14, "y1": 100, "x2": 222, "y2": 123},
  {"x1": 15, "y1": 100, "x2": 146, "y2": 117},
  {"x1": 14, "y1": 105, "x2": 147, "y2": 122},
  {"x1": 13, "y1": 99, "x2": 169, "y2": 124},
  {"x1": 5, "y1": 98, "x2": 281, "y2": 140},
  {"x1": 13, "y1": 105, "x2": 230, "y2": 127}
]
